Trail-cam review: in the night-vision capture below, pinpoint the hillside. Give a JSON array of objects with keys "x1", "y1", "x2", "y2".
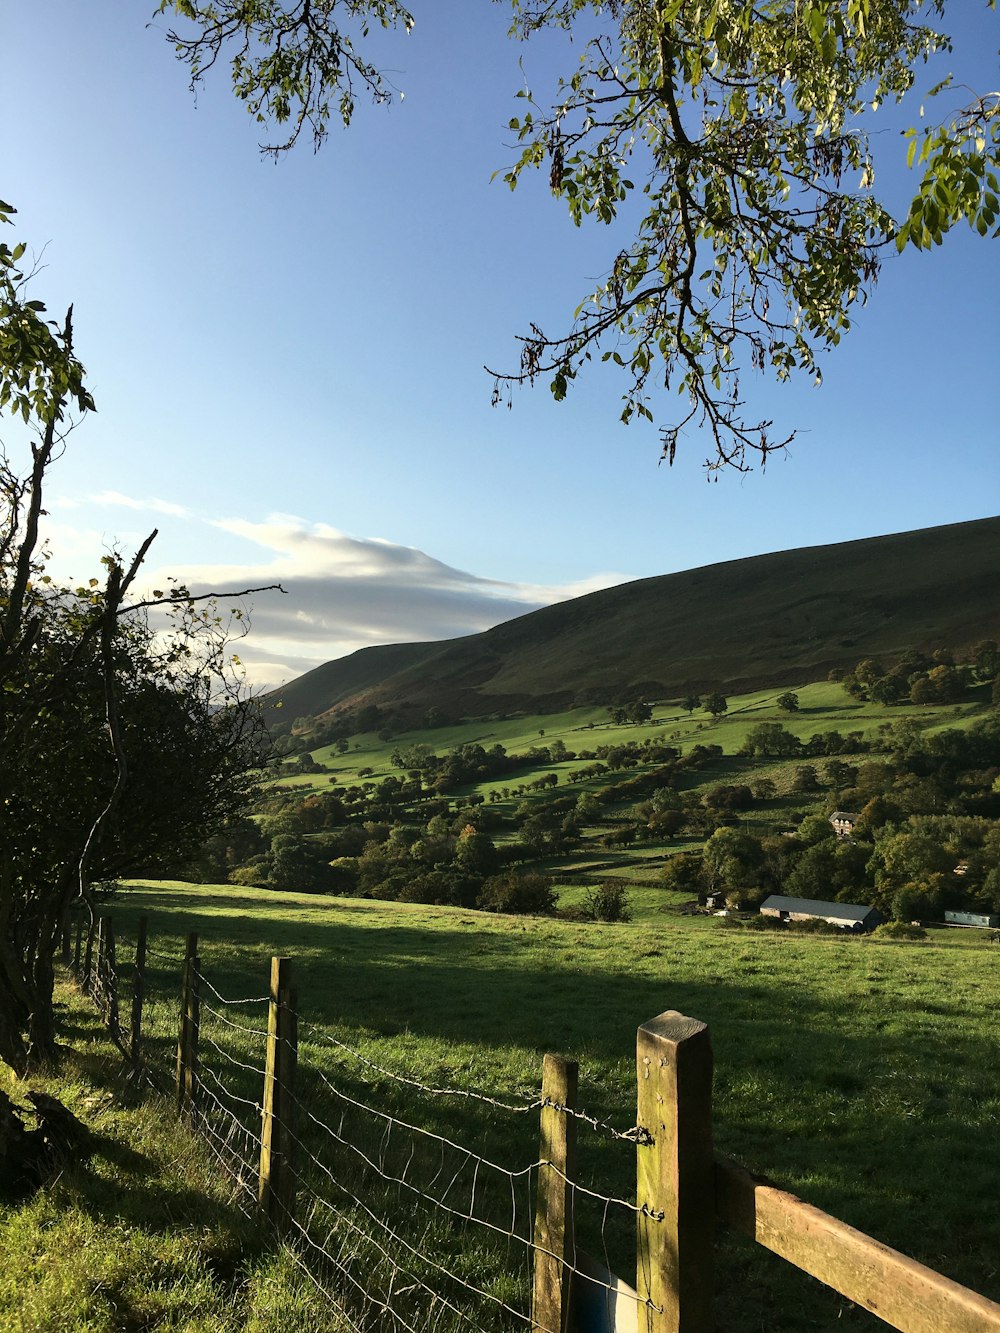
[{"x1": 264, "y1": 516, "x2": 1000, "y2": 728}]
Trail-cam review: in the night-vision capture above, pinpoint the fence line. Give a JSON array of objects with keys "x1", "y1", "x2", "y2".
[{"x1": 68, "y1": 913, "x2": 1000, "y2": 1333}]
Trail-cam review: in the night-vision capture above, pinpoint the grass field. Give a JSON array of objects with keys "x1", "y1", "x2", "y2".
[
  {"x1": 75, "y1": 878, "x2": 1000, "y2": 1332},
  {"x1": 271, "y1": 684, "x2": 988, "y2": 794}
]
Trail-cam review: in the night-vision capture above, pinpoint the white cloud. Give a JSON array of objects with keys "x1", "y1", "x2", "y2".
[
  {"x1": 50, "y1": 491, "x2": 190, "y2": 518},
  {"x1": 40, "y1": 508, "x2": 633, "y2": 690}
]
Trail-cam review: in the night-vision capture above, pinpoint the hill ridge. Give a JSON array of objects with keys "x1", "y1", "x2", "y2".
[{"x1": 264, "y1": 515, "x2": 1000, "y2": 727}]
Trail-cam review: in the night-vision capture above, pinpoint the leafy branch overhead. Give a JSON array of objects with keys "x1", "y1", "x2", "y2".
[
  {"x1": 492, "y1": 0, "x2": 999, "y2": 469},
  {"x1": 156, "y1": 2, "x2": 996, "y2": 470}
]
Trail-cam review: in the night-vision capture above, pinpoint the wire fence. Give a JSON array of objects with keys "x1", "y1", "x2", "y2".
[
  {"x1": 67, "y1": 910, "x2": 655, "y2": 1333},
  {"x1": 65, "y1": 908, "x2": 1000, "y2": 1333}
]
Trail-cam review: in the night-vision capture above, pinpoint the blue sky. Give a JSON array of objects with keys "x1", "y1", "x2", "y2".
[{"x1": 3, "y1": 1, "x2": 998, "y2": 685}]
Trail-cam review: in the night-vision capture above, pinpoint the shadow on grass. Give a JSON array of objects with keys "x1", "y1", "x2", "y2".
[{"x1": 99, "y1": 888, "x2": 1000, "y2": 1329}]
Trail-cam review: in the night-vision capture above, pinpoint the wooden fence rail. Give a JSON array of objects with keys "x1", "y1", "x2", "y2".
[{"x1": 74, "y1": 922, "x2": 1000, "y2": 1333}]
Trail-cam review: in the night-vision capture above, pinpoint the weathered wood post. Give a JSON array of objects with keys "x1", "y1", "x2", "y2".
[
  {"x1": 129, "y1": 916, "x2": 148, "y2": 1069},
  {"x1": 175, "y1": 932, "x2": 200, "y2": 1125},
  {"x1": 532, "y1": 1054, "x2": 578, "y2": 1333},
  {"x1": 94, "y1": 916, "x2": 107, "y2": 1005},
  {"x1": 82, "y1": 913, "x2": 97, "y2": 993},
  {"x1": 103, "y1": 915, "x2": 121, "y2": 1038},
  {"x1": 259, "y1": 955, "x2": 297, "y2": 1232},
  {"x1": 636, "y1": 1012, "x2": 715, "y2": 1333}
]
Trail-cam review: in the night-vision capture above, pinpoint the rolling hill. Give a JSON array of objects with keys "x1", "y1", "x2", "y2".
[{"x1": 263, "y1": 516, "x2": 1000, "y2": 728}]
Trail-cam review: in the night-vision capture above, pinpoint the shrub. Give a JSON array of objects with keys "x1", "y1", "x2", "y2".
[
  {"x1": 477, "y1": 872, "x2": 557, "y2": 916},
  {"x1": 583, "y1": 882, "x2": 633, "y2": 923},
  {"x1": 871, "y1": 921, "x2": 927, "y2": 941}
]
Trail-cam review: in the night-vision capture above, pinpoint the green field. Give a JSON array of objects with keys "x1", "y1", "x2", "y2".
[
  {"x1": 71, "y1": 879, "x2": 1000, "y2": 1332},
  {"x1": 269, "y1": 683, "x2": 987, "y2": 800}
]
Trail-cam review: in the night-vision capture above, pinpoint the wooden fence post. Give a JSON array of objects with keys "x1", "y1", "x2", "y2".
[
  {"x1": 259, "y1": 956, "x2": 297, "y2": 1232},
  {"x1": 532, "y1": 1054, "x2": 578, "y2": 1333},
  {"x1": 103, "y1": 916, "x2": 121, "y2": 1038},
  {"x1": 636, "y1": 1011, "x2": 715, "y2": 1333},
  {"x1": 175, "y1": 933, "x2": 200, "y2": 1125},
  {"x1": 73, "y1": 915, "x2": 84, "y2": 976},
  {"x1": 94, "y1": 915, "x2": 107, "y2": 1000},
  {"x1": 82, "y1": 913, "x2": 97, "y2": 993},
  {"x1": 130, "y1": 916, "x2": 148, "y2": 1069}
]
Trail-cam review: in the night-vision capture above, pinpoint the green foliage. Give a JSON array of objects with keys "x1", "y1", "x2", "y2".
[
  {"x1": 704, "y1": 691, "x2": 728, "y2": 718},
  {"x1": 158, "y1": 0, "x2": 414, "y2": 155},
  {"x1": 776, "y1": 691, "x2": 800, "y2": 713},
  {"x1": 477, "y1": 870, "x2": 557, "y2": 915},
  {"x1": 497, "y1": 0, "x2": 999, "y2": 467},
  {"x1": 583, "y1": 881, "x2": 634, "y2": 923},
  {"x1": 871, "y1": 920, "x2": 928, "y2": 940},
  {"x1": 0, "y1": 231, "x2": 262, "y2": 1073}
]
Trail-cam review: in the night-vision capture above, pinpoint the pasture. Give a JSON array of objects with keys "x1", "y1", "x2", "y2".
[{"x1": 88, "y1": 879, "x2": 1000, "y2": 1332}]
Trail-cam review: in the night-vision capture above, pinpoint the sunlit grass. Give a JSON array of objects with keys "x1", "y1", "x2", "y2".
[{"x1": 94, "y1": 880, "x2": 1000, "y2": 1331}]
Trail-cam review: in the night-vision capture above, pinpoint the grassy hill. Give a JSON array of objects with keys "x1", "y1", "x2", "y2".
[{"x1": 264, "y1": 516, "x2": 1000, "y2": 729}]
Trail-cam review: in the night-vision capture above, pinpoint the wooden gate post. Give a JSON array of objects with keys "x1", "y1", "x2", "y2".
[
  {"x1": 130, "y1": 916, "x2": 148, "y2": 1068},
  {"x1": 259, "y1": 956, "x2": 297, "y2": 1232},
  {"x1": 636, "y1": 1012, "x2": 715, "y2": 1333},
  {"x1": 532, "y1": 1054, "x2": 578, "y2": 1333},
  {"x1": 175, "y1": 933, "x2": 200, "y2": 1124}
]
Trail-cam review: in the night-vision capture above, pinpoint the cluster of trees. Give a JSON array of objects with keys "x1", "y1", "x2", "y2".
[
  {"x1": 0, "y1": 206, "x2": 266, "y2": 1072},
  {"x1": 663, "y1": 714, "x2": 1000, "y2": 920},
  {"x1": 836, "y1": 642, "x2": 1000, "y2": 707},
  {"x1": 667, "y1": 812, "x2": 1000, "y2": 923},
  {"x1": 609, "y1": 700, "x2": 653, "y2": 725}
]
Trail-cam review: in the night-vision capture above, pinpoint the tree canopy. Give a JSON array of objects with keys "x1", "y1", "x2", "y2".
[{"x1": 157, "y1": 0, "x2": 999, "y2": 470}]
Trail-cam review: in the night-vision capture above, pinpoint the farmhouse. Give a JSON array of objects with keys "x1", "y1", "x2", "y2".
[
  {"x1": 760, "y1": 895, "x2": 882, "y2": 932},
  {"x1": 829, "y1": 810, "x2": 861, "y2": 838}
]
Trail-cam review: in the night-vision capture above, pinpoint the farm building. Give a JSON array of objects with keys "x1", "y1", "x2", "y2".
[
  {"x1": 944, "y1": 910, "x2": 1000, "y2": 929},
  {"x1": 760, "y1": 895, "x2": 882, "y2": 932},
  {"x1": 829, "y1": 811, "x2": 861, "y2": 838}
]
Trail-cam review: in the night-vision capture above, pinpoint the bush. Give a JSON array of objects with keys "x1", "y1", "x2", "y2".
[
  {"x1": 583, "y1": 882, "x2": 633, "y2": 923},
  {"x1": 477, "y1": 872, "x2": 557, "y2": 916},
  {"x1": 871, "y1": 921, "x2": 927, "y2": 941}
]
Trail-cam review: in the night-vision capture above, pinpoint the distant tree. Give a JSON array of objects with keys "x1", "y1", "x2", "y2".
[
  {"x1": 584, "y1": 882, "x2": 633, "y2": 924},
  {"x1": 909, "y1": 675, "x2": 938, "y2": 705},
  {"x1": 478, "y1": 872, "x2": 557, "y2": 917},
  {"x1": 927, "y1": 663, "x2": 964, "y2": 703},
  {"x1": 661, "y1": 853, "x2": 705, "y2": 897},
  {"x1": 682, "y1": 694, "x2": 701, "y2": 714},
  {"x1": 704, "y1": 692, "x2": 728, "y2": 719},
  {"x1": 776, "y1": 691, "x2": 800, "y2": 713},
  {"x1": 972, "y1": 640, "x2": 1000, "y2": 682},
  {"x1": 870, "y1": 675, "x2": 909, "y2": 705},
  {"x1": 740, "y1": 722, "x2": 800, "y2": 758}
]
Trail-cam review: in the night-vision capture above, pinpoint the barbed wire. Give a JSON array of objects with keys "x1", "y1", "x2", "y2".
[
  {"x1": 299, "y1": 1019, "x2": 540, "y2": 1115},
  {"x1": 190, "y1": 961, "x2": 270, "y2": 1008},
  {"x1": 200, "y1": 1000, "x2": 271, "y2": 1048},
  {"x1": 300, "y1": 1017, "x2": 647, "y2": 1145}
]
